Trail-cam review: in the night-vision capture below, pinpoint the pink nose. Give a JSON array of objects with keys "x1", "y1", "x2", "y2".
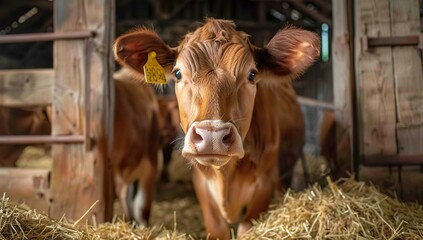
[
  {"x1": 183, "y1": 120, "x2": 244, "y2": 160},
  {"x1": 191, "y1": 124, "x2": 234, "y2": 154}
]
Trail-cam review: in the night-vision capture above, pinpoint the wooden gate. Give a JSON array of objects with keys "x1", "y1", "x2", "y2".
[
  {"x1": 0, "y1": 0, "x2": 114, "y2": 223},
  {"x1": 355, "y1": 0, "x2": 423, "y2": 165}
]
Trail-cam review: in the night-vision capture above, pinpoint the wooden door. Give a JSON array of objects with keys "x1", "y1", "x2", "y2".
[{"x1": 355, "y1": 0, "x2": 423, "y2": 164}]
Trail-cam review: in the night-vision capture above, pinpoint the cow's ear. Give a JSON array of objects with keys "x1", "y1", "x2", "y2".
[
  {"x1": 113, "y1": 28, "x2": 176, "y2": 78},
  {"x1": 256, "y1": 27, "x2": 320, "y2": 81}
]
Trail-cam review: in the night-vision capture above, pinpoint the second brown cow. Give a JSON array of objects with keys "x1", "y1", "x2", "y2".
[{"x1": 98, "y1": 68, "x2": 175, "y2": 225}]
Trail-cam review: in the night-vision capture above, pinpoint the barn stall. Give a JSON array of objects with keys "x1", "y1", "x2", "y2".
[{"x1": 0, "y1": 0, "x2": 422, "y2": 239}]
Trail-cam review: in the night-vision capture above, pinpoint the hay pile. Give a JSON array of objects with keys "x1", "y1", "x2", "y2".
[
  {"x1": 0, "y1": 194, "x2": 188, "y2": 240},
  {"x1": 2, "y1": 177, "x2": 423, "y2": 239},
  {"x1": 16, "y1": 146, "x2": 52, "y2": 169},
  {"x1": 241, "y1": 177, "x2": 423, "y2": 240}
]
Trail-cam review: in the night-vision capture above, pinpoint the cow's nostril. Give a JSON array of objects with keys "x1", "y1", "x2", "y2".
[
  {"x1": 192, "y1": 127, "x2": 204, "y2": 143},
  {"x1": 222, "y1": 129, "x2": 234, "y2": 146}
]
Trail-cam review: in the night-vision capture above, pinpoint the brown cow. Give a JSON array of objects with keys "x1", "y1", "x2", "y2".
[
  {"x1": 113, "y1": 19, "x2": 319, "y2": 239},
  {"x1": 319, "y1": 111, "x2": 351, "y2": 180},
  {"x1": 98, "y1": 68, "x2": 166, "y2": 225}
]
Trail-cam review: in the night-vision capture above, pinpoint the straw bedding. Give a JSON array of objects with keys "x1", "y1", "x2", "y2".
[
  {"x1": 1, "y1": 177, "x2": 423, "y2": 239},
  {"x1": 241, "y1": 177, "x2": 423, "y2": 240},
  {"x1": 0, "y1": 194, "x2": 188, "y2": 240}
]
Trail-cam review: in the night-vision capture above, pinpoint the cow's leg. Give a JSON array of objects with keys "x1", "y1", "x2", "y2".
[
  {"x1": 103, "y1": 154, "x2": 115, "y2": 222},
  {"x1": 113, "y1": 172, "x2": 131, "y2": 221},
  {"x1": 133, "y1": 154, "x2": 159, "y2": 226},
  {"x1": 299, "y1": 152, "x2": 310, "y2": 186},
  {"x1": 192, "y1": 168, "x2": 229, "y2": 240},
  {"x1": 237, "y1": 175, "x2": 275, "y2": 237}
]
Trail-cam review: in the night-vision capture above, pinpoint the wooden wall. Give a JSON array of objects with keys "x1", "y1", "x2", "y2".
[
  {"x1": 355, "y1": 0, "x2": 423, "y2": 164},
  {"x1": 0, "y1": 0, "x2": 115, "y2": 223}
]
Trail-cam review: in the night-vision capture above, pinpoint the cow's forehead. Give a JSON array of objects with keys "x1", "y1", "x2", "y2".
[
  {"x1": 179, "y1": 19, "x2": 251, "y2": 50},
  {"x1": 174, "y1": 19, "x2": 257, "y2": 82},
  {"x1": 177, "y1": 41, "x2": 254, "y2": 74}
]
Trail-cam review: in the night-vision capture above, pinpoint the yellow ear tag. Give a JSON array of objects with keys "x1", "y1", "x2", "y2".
[{"x1": 143, "y1": 51, "x2": 167, "y2": 84}]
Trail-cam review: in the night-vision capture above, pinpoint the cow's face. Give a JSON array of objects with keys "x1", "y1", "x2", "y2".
[
  {"x1": 114, "y1": 19, "x2": 320, "y2": 168},
  {"x1": 172, "y1": 39, "x2": 257, "y2": 167}
]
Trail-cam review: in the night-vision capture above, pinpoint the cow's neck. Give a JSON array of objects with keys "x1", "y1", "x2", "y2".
[
  {"x1": 203, "y1": 157, "x2": 257, "y2": 223},
  {"x1": 210, "y1": 166, "x2": 231, "y2": 219},
  {"x1": 198, "y1": 85, "x2": 292, "y2": 222}
]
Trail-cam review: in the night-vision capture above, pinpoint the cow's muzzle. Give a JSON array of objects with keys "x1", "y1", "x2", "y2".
[{"x1": 182, "y1": 120, "x2": 244, "y2": 167}]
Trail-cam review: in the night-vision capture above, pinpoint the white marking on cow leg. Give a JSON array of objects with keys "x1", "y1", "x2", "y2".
[
  {"x1": 238, "y1": 221, "x2": 252, "y2": 237},
  {"x1": 133, "y1": 186, "x2": 147, "y2": 226}
]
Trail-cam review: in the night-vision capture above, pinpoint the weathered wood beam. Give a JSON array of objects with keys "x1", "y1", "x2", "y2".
[
  {"x1": 361, "y1": 154, "x2": 423, "y2": 166},
  {"x1": 287, "y1": 0, "x2": 332, "y2": 26},
  {"x1": 0, "y1": 69, "x2": 53, "y2": 107},
  {"x1": 0, "y1": 31, "x2": 93, "y2": 44},
  {"x1": 332, "y1": 0, "x2": 353, "y2": 177},
  {"x1": 50, "y1": 0, "x2": 114, "y2": 223},
  {"x1": 0, "y1": 135, "x2": 84, "y2": 144},
  {"x1": 118, "y1": 19, "x2": 286, "y2": 31}
]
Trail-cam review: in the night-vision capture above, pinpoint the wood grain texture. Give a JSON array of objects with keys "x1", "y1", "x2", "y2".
[
  {"x1": 391, "y1": 0, "x2": 423, "y2": 155},
  {"x1": 0, "y1": 69, "x2": 53, "y2": 107},
  {"x1": 50, "y1": 0, "x2": 114, "y2": 223},
  {"x1": 0, "y1": 168, "x2": 50, "y2": 214},
  {"x1": 332, "y1": 0, "x2": 353, "y2": 175},
  {"x1": 355, "y1": 0, "x2": 397, "y2": 156}
]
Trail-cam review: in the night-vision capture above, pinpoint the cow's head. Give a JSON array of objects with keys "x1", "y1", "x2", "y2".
[{"x1": 114, "y1": 19, "x2": 319, "y2": 168}]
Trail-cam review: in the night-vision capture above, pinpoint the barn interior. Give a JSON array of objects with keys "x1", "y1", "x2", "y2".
[{"x1": 1, "y1": 0, "x2": 423, "y2": 239}]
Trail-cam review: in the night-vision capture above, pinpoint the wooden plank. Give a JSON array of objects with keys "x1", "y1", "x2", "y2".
[
  {"x1": 0, "y1": 69, "x2": 53, "y2": 107},
  {"x1": 85, "y1": 0, "x2": 115, "y2": 221},
  {"x1": 360, "y1": 154, "x2": 423, "y2": 165},
  {"x1": 355, "y1": 0, "x2": 397, "y2": 156},
  {"x1": 391, "y1": 0, "x2": 423, "y2": 155},
  {"x1": 332, "y1": 0, "x2": 353, "y2": 176},
  {"x1": 0, "y1": 168, "x2": 50, "y2": 214},
  {"x1": 50, "y1": 0, "x2": 114, "y2": 223},
  {"x1": 397, "y1": 123, "x2": 423, "y2": 154}
]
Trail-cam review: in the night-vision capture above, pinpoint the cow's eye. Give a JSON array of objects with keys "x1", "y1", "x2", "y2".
[
  {"x1": 174, "y1": 70, "x2": 182, "y2": 81},
  {"x1": 248, "y1": 71, "x2": 256, "y2": 82}
]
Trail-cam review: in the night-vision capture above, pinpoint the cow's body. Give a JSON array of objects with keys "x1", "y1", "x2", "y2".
[
  {"x1": 0, "y1": 70, "x2": 171, "y2": 225},
  {"x1": 99, "y1": 69, "x2": 164, "y2": 225},
  {"x1": 189, "y1": 81, "x2": 305, "y2": 234},
  {"x1": 0, "y1": 107, "x2": 51, "y2": 167},
  {"x1": 114, "y1": 19, "x2": 319, "y2": 239}
]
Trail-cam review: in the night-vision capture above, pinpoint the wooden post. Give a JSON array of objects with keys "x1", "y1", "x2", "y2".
[
  {"x1": 354, "y1": 0, "x2": 397, "y2": 157},
  {"x1": 332, "y1": 0, "x2": 353, "y2": 176},
  {"x1": 50, "y1": 0, "x2": 114, "y2": 223},
  {"x1": 391, "y1": 0, "x2": 423, "y2": 155}
]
